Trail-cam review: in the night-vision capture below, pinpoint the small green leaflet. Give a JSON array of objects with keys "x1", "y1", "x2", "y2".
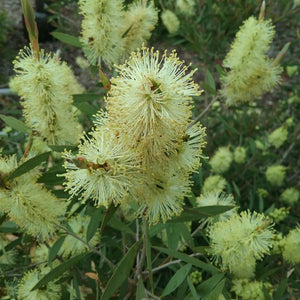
[
  {"x1": 161, "y1": 264, "x2": 192, "y2": 297},
  {"x1": 51, "y1": 32, "x2": 81, "y2": 48},
  {"x1": 0, "y1": 114, "x2": 31, "y2": 133},
  {"x1": 31, "y1": 252, "x2": 88, "y2": 291},
  {"x1": 8, "y1": 152, "x2": 51, "y2": 180},
  {"x1": 100, "y1": 240, "x2": 141, "y2": 300}
]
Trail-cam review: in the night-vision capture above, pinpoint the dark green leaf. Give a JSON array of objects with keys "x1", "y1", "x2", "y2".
[
  {"x1": 198, "y1": 273, "x2": 224, "y2": 298},
  {"x1": 8, "y1": 152, "x2": 51, "y2": 180},
  {"x1": 136, "y1": 278, "x2": 147, "y2": 300},
  {"x1": 186, "y1": 277, "x2": 198, "y2": 300},
  {"x1": 206, "y1": 278, "x2": 225, "y2": 300},
  {"x1": 47, "y1": 145, "x2": 77, "y2": 152},
  {"x1": 273, "y1": 278, "x2": 288, "y2": 300},
  {"x1": 206, "y1": 69, "x2": 216, "y2": 94},
  {"x1": 100, "y1": 203, "x2": 119, "y2": 234},
  {"x1": 48, "y1": 236, "x2": 66, "y2": 266},
  {"x1": 201, "y1": 82, "x2": 216, "y2": 94},
  {"x1": 153, "y1": 247, "x2": 219, "y2": 273},
  {"x1": 161, "y1": 264, "x2": 192, "y2": 297},
  {"x1": 73, "y1": 93, "x2": 101, "y2": 103},
  {"x1": 101, "y1": 240, "x2": 141, "y2": 300},
  {"x1": 73, "y1": 101, "x2": 97, "y2": 116},
  {"x1": 0, "y1": 221, "x2": 19, "y2": 233},
  {"x1": 31, "y1": 252, "x2": 88, "y2": 291},
  {"x1": 51, "y1": 31, "x2": 81, "y2": 47},
  {"x1": 169, "y1": 206, "x2": 235, "y2": 222},
  {"x1": 37, "y1": 165, "x2": 65, "y2": 185},
  {"x1": 0, "y1": 114, "x2": 31, "y2": 133},
  {"x1": 86, "y1": 208, "x2": 102, "y2": 242}
]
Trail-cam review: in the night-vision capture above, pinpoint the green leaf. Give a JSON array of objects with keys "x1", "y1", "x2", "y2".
[
  {"x1": 136, "y1": 278, "x2": 147, "y2": 300},
  {"x1": 101, "y1": 240, "x2": 141, "y2": 300},
  {"x1": 206, "y1": 69, "x2": 216, "y2": 94},
  {"x1": 153, "y1": 247, "x2": 219, "y2": 273},
  {"x1": 201, "y1": 82, "x2": 216, "y2": 94},
  {"x1": 0, "y1": 114, "x2": 31, "y2": 133},
  {"x1": 51, "y1": 31, "x2": 81, "y2": 47},
  {"x1": 0, "y1": 221, "x2": 20, "y2": 233},
  {"x1": 100, "y1": 203, "x2": 119, "y2": 235},
  {"x1": 145, "y1": 221, "x2": 154, "y2": 291},
  {"x1": 37, "y1": 165, "x2": 65, "y2": 185},
  {"x1": 273, "y1": 278, "x2": 288, "y2": 300},
  {"x1": 86, "y1": 208, "x2": 103, "y2": 242},
  {"x1": 31, "y1": 252, "x2": 88, "y2": 291},
  {"x1": 169, "y1": 206, "x2": 235, "y2": 222},
  {"x1": 161, "y1": 264, "x2": 192, "y2": 297},
  {"x1": 8, "y1": 152, "x2": 51, "y2": 180},
  {"x1": 73, "y1": 93, "x2": 101, "y2": 103},
  {"x1": 198, "y1": 273, "x2": 225, "y2": 298},
  {"x1": 206, "y1": 278, "x2": 226, "y2": 300},
  {"x1": 48, "y1": 236, "x2": 66, "y2": 266},
  {"x1": 186, "y1": 277, "x2": 198, "y2": 300},
  {"x1": 73, "y1": 101, "x2": 97, "y2": 116}
]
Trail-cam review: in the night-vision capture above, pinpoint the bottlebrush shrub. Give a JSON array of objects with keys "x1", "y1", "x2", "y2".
[{"x1": 0, "y1": 1, "x2": 299, "y2": 299}]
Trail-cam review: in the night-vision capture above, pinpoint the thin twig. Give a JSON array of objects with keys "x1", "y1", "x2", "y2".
[
  {"x1": 190, "y1": 95, "x2": 218, "y2": 127},
  {"x1": 142, "y1": 253, "x2": 203, "y2": 275},
  {"x1": 57, "y1": 223, "x2": 116, "y2": 269}
]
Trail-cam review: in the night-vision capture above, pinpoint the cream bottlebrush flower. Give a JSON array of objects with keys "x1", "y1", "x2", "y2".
[
  {"x1": 62, "y1": 126, "x2": 142, "y2": 207},
  {"x1": 161, "y1": 9, "x2": 180, "y2": 34},
  {"x1": 234, "y1": 146, "x2": 246, "y2": 164},
  {"x1": 232, "y1": 279, "x2": 273, "y2": 300},
  {"x1": 202, "y1": 175, "x2": 227, "y2": 194},
  {"x1": 281, "y1": 227, "x2": 300, "y2": 265},
  {"x1": 208, "y1": 210, "x2": 274, "y2": 277},
  {"x1": 0, "y1": 155, "x2": 66, "y2": 240},
  {"x1": 209, "y1": 147, "x2": 233, "y2": 174},
  {"x1": 268, "y1": 125, "x2": 288, "y2": 149},
  {"x1": 135, "y1": 170, "x2": 190, "y2": 224},
  {"x1": 221, "y1": 16, "x2": 282, "y2": 105},
  {"x1": 122, "y1": 0, "x2": 158, "y2": 57},
  {"x1": 176, "y1": 0, "x2": 196, "y2": 16},
  {"x1": 265, "y1": 165, "x2": 286, "y2": 186},
  {"x1": 79, "y1": 0, "x2": 125, "y2": 67},
  {"x1": 107, "y1": 46, "x2": 201, "y2": 169},
  {"x1": 268, "y1": 207, "x2": 289, "y2": 223},
  {"x1": 196, "y1": 192, "x2": 237, "y2": 223},
  {"x1": 60, "y1": 215, "x2": 99, "y2": 257},
  {"x1": 13, "y1": 46, "x2": 83, "y2": 145},
  {"x1": 280, "y1": 187, "x2": 299, "y2": 206},
  {"x1": 18, "y1": 266, "x2": 61, "y2": 300},
  {"x1": 168, "y1": 122, "x2": 206, "y2": 173}
]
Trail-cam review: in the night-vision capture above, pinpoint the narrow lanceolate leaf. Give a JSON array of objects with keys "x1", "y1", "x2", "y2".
[
  {"x1": 186, "y1": 277, "x2": 198, "y2": 300},
  {"x1": 169, "y1": 206, "x2": 235, "y2": 222},
  {"x1": 0, "y1": 114, "x2": 31, "y2": 134},
  {"x1": 153, "y1": 247, "x2": 219, "y2": 274},
  {"x1": 136, "y1": 278, "x2": 147, "y2": 300},
  {"x1": 161, "y1": 264, "x2": 192, "y2": 297},
  {"x1": 31, "y1": 252, "x2": 88, "y2": 291},
  {"x1": 73, "y1": 93, "x2": 101, "y2": 102},
  {"x1": 86, "y1": 207, "x2": 103, "y2": 242},
  {"x1": 8, "y1": 152, "x2": 51, "y2": 180},
  {"x1": 48, "y1": 236, "x2": 66, "y2": 266},
  {"x1": 100, "y1": 203, "x2": 119, "y2": 234},
  {"x1": 21, "y1": 0, "x2": 36, "y2": 38},
  {"x1": 198, "y1": 273, "x2": 225, "y2": 298},
  {"x1": 51, "y1": 32, "x2": 82, "y2": 48},
  {"x1": 100, "y1": 241, "x2": 141, "y2": 300}
]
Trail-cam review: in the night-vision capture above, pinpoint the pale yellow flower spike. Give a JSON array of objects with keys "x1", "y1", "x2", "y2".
[
  {"x1": 122, "y1": 0, "x2": 158, "y2": 57},
  {"x1": 79, "y1": 0, "x2": 125, "y2": 67},
  {"x1": 221, "y1": 16, "x2": 282, "y2": 105},
  {"x1": 13, "y1": 46, "x2": 83, "y2": 145},
  {"x1": 107, "y1": 46, "x2": 202, "y2": 170}
]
